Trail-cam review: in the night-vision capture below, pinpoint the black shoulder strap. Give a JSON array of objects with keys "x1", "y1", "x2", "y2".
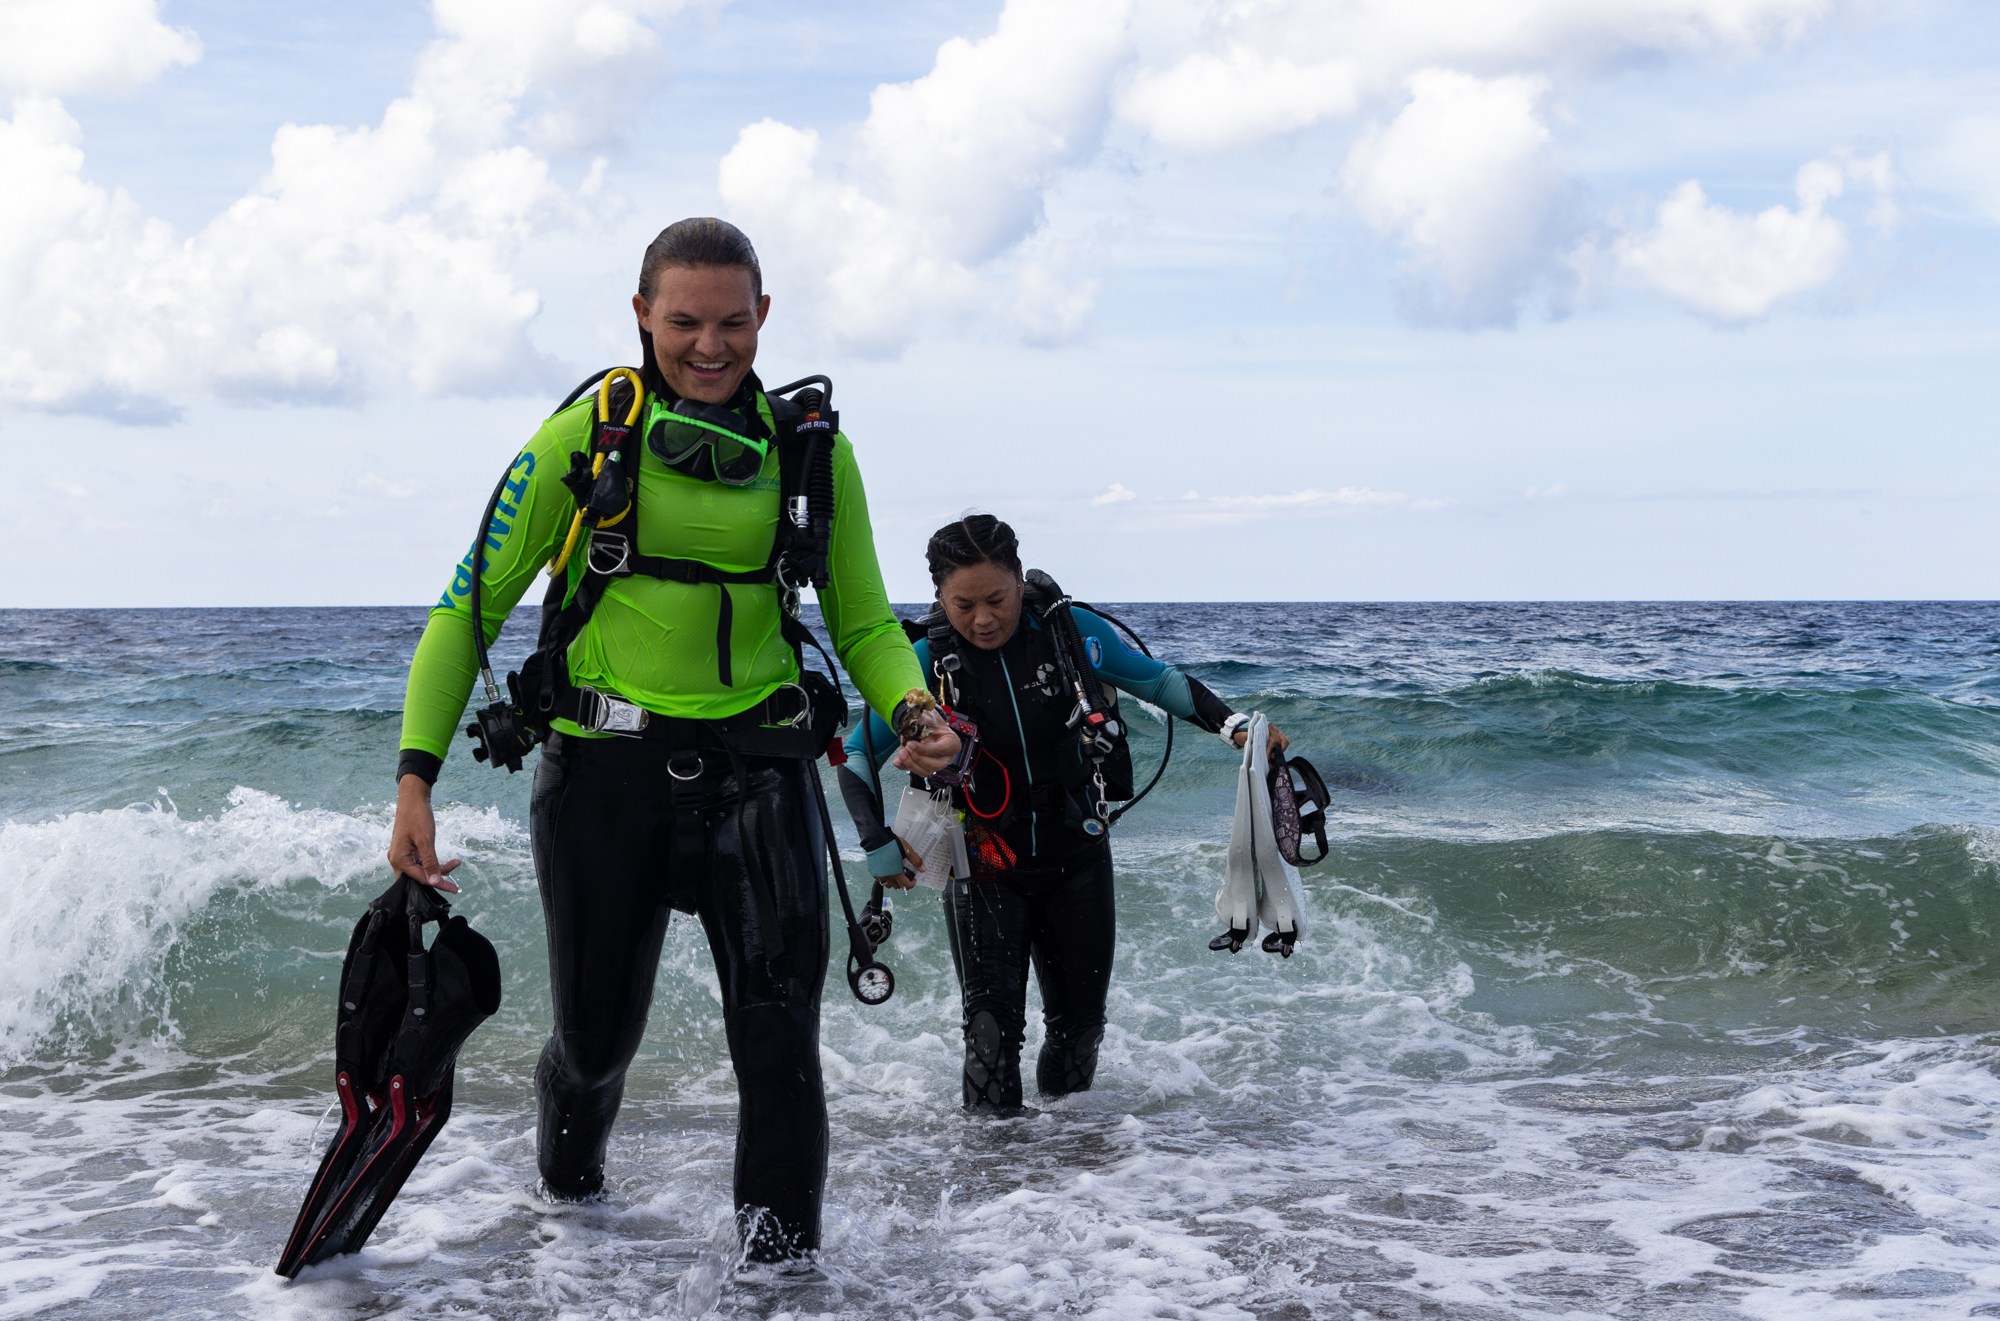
[
  {"x1": 924, "y1": 603, "x2": 955, "y2": 663},
  {"x1": 766, "y1": 383, "x2": 837, "y2": 593},
  {"x1": 1025, "y1": 569, "x2": 1112, "y2": 714},
  {"x1": 917, "y1": 604, "x2": 961, "y2": 703}
]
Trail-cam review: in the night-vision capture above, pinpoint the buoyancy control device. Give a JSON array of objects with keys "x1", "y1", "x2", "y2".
[
  {"x1": 456, "y1": 368, "x2": 894, "y2": 1005},
  {"x1": 915, "y1": 571, "x2": 1179, "y2": 842}
]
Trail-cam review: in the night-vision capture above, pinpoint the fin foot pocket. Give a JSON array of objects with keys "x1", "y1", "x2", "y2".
[
  {"x1": 275, "y1": 875, "x2": 500, "y2": 1278},
  {"x1": 1208, "y1": 928, "x2": 1249, "y2": 954}
]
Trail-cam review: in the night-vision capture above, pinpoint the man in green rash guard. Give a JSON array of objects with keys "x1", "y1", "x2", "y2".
[{"x1": 383, "y1": 217, "x2": 961, "y2": 1264}]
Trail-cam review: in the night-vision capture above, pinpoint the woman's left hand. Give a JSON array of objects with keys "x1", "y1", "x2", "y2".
[
  {"x1": 891, "y1": 708, "x2": 964, "y2": 776},
  {"x1": 1233, "y1": 722, "x2": 1290, "y2": 758}
]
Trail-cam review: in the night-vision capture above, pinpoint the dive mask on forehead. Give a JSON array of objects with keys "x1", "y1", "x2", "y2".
[{"x1": 647, "y1": 397, "x2": 770, "y2": 486}]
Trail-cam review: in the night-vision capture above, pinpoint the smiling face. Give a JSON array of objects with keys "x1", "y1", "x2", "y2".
[
  {"x1": 938, "y1": 560, "x2": 1024, "y2": 650},
  {"x1": 632, "y1": 264, "x2": 770, "y2": 404}
]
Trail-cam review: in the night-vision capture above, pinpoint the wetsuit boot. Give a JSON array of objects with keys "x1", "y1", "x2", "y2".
[
  {"x1": 1035, "y1": 1022, "x2": 1104, "y2": 1098},
  {"x1": 962, "y1": 1007, "x2": 1024, "y2": 1112},
  {"x1": 534, "y1": 1042, "x2": 620, "y2": 1198}
]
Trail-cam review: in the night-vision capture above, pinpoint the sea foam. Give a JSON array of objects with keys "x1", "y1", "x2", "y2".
[{"x1": 0, "y1": 788, "x2": 518, "y2": 1062}]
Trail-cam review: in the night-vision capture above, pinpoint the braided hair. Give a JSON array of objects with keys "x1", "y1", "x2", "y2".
[{"x1": 925, "y1": 514, "x2": 1023, "y2": 587}]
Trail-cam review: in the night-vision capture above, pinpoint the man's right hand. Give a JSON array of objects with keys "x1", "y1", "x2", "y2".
[{"x1": 389, "y1": 773, "x2": 463, "y2": 892}]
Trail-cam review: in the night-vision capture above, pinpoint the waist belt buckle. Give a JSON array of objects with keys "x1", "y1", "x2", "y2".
[{"x1": 577, "y1": 687, "x2": 648, "y2": 736}]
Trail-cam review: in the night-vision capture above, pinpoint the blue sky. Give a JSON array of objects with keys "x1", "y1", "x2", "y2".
[{"x1": 2, "y1": 0, "x2": 1995, "y2": 606}]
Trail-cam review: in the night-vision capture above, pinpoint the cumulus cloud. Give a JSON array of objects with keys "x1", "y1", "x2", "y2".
[
  {"x1": 1340, "y1": 70, "x2": 1579, "y2": 327},
  {"x1": 719, "y1": 0, "x2": 1130, "y2": 355},
  {"x1": 0, "y1": 0, "x2": 696, "y2": 420},
  {"x1": 1119, "y1": 47, "x2": 1358, "y2": 153},
  {"x1": 718, "y1": 0, "x2": 1847, "y2": 351},
  {"x1": 1119, "y1": 0, "x2": 1829, "y2": 150},
  {"x1": 1614, "y1": 151, "x2": 1892, "y2": 323},
  {"x1": 1092, "y1": 482, "x2": 1138, "y2": 505},
  {"x1": 1118, "y1": 2, "x2": 1836, "y2": 329},
  {"x1": 0, "y1": 0, "x2": 199, "y2": 97}
]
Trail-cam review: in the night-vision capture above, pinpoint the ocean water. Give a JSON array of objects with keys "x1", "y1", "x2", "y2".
[{"x1": 3, "y1": 600, "x2": 2000, "y2": 1320}]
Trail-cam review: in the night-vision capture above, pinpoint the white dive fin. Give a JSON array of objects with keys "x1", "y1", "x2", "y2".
[
  {"x1": 1244, "y1": 713, "x2": 1307, "y2": 956},
  {"x1": 1213, "y1": 724, "x2": 1262, "y2": 951},
  {"x1": 1212, "y1": 713, "x2": 1307, "y2": 957}
]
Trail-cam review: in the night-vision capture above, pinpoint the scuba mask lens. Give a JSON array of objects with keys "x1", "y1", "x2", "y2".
[{"x1": 648, "y1": 400, "x2": 769, "y2": 486}]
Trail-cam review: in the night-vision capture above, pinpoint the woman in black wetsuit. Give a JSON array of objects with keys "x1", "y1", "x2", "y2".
[{"x1": 837, "y1": 515, "x2": 1286, "y2": 1111}]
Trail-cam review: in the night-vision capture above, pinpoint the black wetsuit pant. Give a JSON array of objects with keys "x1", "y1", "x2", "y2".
[
  {"x1": 529, "y1": 731, "x2": 830, "y2": 1259},
  {"x1": 942, "y1": 842, "x2": 1115, "y2": 1111}
]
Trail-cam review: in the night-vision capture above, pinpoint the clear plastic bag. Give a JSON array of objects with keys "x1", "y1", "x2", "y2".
[{"x1": 892, "y1": 786, "x2": 970, "y2": 889}]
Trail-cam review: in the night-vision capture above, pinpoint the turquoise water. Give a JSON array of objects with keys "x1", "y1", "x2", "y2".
[{"x1": 3, "y1": 602, "x2": 1999, "y2": 1318}]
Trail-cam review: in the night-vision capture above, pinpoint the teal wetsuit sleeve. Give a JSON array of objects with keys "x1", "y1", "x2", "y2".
[
  {"x1": 837, "y1": 636, "x2": 924, "y2": 855},
  {"x1": 1075, "y1": 608, "x2": 1193, "y2": 715},
  {"x1": 398, "y1": 435, "x2": 572, "y2": 772},
  {"x1": 1075, "y1": 607, "x2": 1235, "y2": 734},
  {"x1": 818, "y1": 435, "x2": 925, "y2": 726},
  {"x1": 842, "y1": 636, "x2": 928, "y2": 771}
]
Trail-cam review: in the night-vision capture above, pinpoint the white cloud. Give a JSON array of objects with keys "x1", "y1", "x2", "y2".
[
  {"x1": 1095, "y1": 484, "x2": 1442, "y2": 527},
  {"x1": 1119, "y1": 0, "x2": 1830, "y2": 150},
  {"x1": 861, "y1": 0, "x2": 1129, "y2": 265},
  {"x1": 717, "y1": 120, "x2": 982, "y2": 357},
  {"x1": 710, "y1": 0, "x2": 1857, "y2": 347},
  {"x1": 0, "y1": 0, "x2": 199, "y2": 97},
  {"x1": 1207, "y1": 487, "x2": 1421, "y2": 509},
  {"x1": 719, "y1": 0, "x2": 1130, "y2": 355},
  {"x1": 1614, "y1": 151, "x2": 1891, "y2": 323},
  {"x1": 0, "y1": 1, "x2": 697, "y2": 420},
  {"x1": 1341, "y1": 71, "x2": 1577, "y2": 328},
  {"x1": 1116, "y1": 1, "x2": 1847, "y2": 331},
  {"x1": 1119, "y1": 47, "x2": 1358, "y2": 153}
]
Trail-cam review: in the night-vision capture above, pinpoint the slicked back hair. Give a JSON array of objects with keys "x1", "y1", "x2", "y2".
[{"x1": 637, "y1": 217, "x2": 763, "y2": 302}]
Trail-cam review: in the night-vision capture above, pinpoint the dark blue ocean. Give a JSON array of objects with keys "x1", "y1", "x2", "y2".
[{"x1": 3, "y1": 601, "x2": 1999, "y2": 1319}]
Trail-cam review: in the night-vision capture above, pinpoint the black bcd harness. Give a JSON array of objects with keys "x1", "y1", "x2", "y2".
[
  {"x1": 458, "y1": 367, "x2": 893, "y2": 1006},
  {"x1": 916, "y1": 571, "x2": 1174, "y2": 842}
]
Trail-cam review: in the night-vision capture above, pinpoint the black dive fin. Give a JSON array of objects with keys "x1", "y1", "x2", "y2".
[
  {"x1": 275, "y1": 875, "x2": 501, "y2": 1277},
  {"x1": 275, "y1": 890, "x2": 412, "y2": 1275}
]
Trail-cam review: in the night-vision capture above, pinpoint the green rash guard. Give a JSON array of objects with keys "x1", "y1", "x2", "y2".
[{"x1": 397, "y1": 387, "x2": 922, "y2": 771}]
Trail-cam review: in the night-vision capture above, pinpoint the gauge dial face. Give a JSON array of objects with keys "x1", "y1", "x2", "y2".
[{"x1": 854, "y1": 965, "x2": 894, "y2": 1004}]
